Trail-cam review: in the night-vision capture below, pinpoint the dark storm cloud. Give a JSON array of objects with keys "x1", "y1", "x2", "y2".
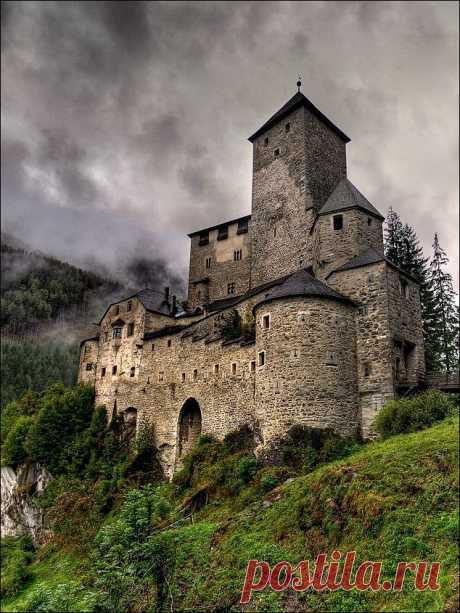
[{"x1": 2, "y1": 0, "x2": 458, "y2": 290}]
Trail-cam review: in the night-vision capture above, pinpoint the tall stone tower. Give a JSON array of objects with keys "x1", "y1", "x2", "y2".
[{"x1": 249, "y1": 88, "x2": 350, "y2": 287}]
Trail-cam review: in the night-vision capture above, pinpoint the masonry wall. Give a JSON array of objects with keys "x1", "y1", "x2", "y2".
[
  {"x1": 78, "y1": 339, "x2": 99, "y2": 384},
  {"x1": 250, "y1": 105, "x2": 347, "y2": 287},
  {"x1": 254, "y1": 297, "x2": 358, "y2": 447},
  {"x1": 187, "y1": 220, "x2": 252, "y2": 308},
  {"x1": 314, "y1": 210, "x2": 384, "y2": 280}
]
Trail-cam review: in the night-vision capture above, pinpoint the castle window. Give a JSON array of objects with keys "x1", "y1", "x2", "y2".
[
  {"x1": 234, "y1": 249, "x2": 242, "y2": 261},
  {"x1": 273, "y1": 226, "x2": 277, "y2": 237},
  {"x1": 231, "y1": 363, "x2": 237, "y2": 375},
  {"x1": 333, "y1": 215, "x2": 343, "y2": 231},
  {"x1": 217, "y1": 225, "x2": 228, "y2": 241},
  {"x1": 262, "y1": 314, "x2": 270, "y2": 330},
  {"x1": 367, "y1": 217, "x2": 372, "y2": 226},
  {"x1": 292, "y1": 348, "x2": 299, "y2": 358},
  {"x1": 114, "y1": 305, "x2": 120, "y2": 315},
  {"x1": 358, "y1": 304, "x2": 368, "y2": 316},
  {"x1": 193, "y1": 369, "x2": 198, "y2": 381},
  {"x1": 181, "y1": 372, "x2": 186, "y2": 382},
  {"x1": 399, "y1": 278, "x2": 409, "y2": 298},
  {"x1": 151, "y1": 343, "x2": 155, "y2": 351},
  {"x1": 250, "y1": 360, "x2": 256, "y2": 373},
  {"x1": 364, "y1": 363, "x2": 372, "y2": 378},
  {"x1": 112, "y1": 365, "x2": 117, "y2": 375},
  {"x1": 264, "y1": 136, "x2": 269, "y2": 146},
  {"x1": 167, "y1": 339, "x2": 172, "y2": 347},
  {"x1": 159, "y1": 371, "x2": 164, "y2": 382},
  {"x1": 127, "y1": 300, "x2": 132, "y2": 312},
  {"x1": 214, "y1": 364, "x2": 220, "y2": 376},
  {"x1": 237, "y1": 219, "x2": 248, "y2": 234},
  {"x1": 112, "y1": 327, "x2": 122, "y2": 339},
  {"x1": 130, "y1": 367, "x2": 135, "y2": 378},
  {"x1": 326, "y1": 352, "x2": 337, "y2": 366},
  {"x1": 258, "y1": 351, "x2": 266, "y2": 367},
  {"x1": 101, "y1": 367, "x2": 106, "y2": 377},
  {"x1": 227, "y1": 282, "x2": 235, "y2": 295},
  {"x1": 274, "y1": 148, "x2": 280, "y2": 158},
  {"x1": 199, "y1": 231, "x2": 209, "y2": 246},
  {"x1": 205, "y1": 257, "x2": 212, "y2": 269},
  {"x1": 285, "y1": 122, "x2": 290, "y2": 133},
  {"x1": 127, "y1": 322, "x2": 135, "y2": 337},
  {"x1": 86, "y1": 362, "x2": 93, "y2": 371}
]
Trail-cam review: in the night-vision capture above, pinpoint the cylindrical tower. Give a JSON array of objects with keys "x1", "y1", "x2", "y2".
[{"x1": 253, "y1": 270, "x2": 358, "y2": 448}]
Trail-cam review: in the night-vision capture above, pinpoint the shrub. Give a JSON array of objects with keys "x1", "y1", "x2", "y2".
[
  {"x1": 236, "y1": 455, "x2": 259, "y2": 484},
  {"x1": 374, "y1": 390, "x2": 457, "y2": 438},
  {"x1": 0, "y1": 536, "x2": 34, "y2": 598},
  {"x1": 259, "y1": 472, "x2": 280, "y2": 493},
  {"x1": 1, "y1": 416, "x2": 34, "y2": 466}
]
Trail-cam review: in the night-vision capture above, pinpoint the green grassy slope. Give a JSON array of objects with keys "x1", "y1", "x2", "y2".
[{"x1": 2, "y1": 415, "x2": 458, "y2": 612}]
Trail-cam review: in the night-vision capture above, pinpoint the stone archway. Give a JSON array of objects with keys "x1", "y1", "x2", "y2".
[{"x1": 177, "y1": 398, "x2": 202, "y2": 462}]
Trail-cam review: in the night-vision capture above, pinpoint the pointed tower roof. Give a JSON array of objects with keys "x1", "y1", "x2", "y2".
[
  {"x1": 319, "y1": 178, "x2": 384, "y2": 220},
  {"x1": 248, "y1": 91, "x2": 350, "y2": 143},
  {"x1": 253, "y1": 268, "x2": 353, "y2": 312}
]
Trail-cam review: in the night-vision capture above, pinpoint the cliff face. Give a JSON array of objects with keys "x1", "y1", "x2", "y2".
[{"x1": 1, "y1": 463, "x2": 52, "y2": 544}]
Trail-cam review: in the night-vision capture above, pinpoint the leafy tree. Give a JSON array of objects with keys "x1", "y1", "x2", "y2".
[{"x1": 429, "y1": 234, "x2": 459, "y2": 372}]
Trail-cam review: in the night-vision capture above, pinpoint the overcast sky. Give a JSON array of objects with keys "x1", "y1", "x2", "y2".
[{"x1": 2, "y1": 1, "x2": 458, "y2": 290}]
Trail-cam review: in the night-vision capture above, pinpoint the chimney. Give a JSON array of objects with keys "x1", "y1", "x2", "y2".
[{"x1": 172, "y1": 295, "x2": 177, "y2": 315}]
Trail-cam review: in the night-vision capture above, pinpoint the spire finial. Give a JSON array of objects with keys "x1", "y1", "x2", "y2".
[{"x1": 297, "y1": 75, "x2": 302, "y2": 92}]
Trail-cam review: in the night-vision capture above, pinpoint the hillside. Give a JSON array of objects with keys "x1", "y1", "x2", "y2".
[{"x1": 1, "y1": 406, "x2": 458, "y2": 612}]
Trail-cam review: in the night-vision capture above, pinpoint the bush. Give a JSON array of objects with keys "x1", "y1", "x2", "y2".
[
  {"x1": 374, "y1": 390, "x2": 457, "y2": 438},
  {"x1": 0, "y1": 536, "x2": 34, "y2": 598},
  {"x1": 1, "y1": 416, "x2": 34, "y2": 466},
  {"x1": 236, "y1": 456, "x2": 259, "y2": 483},
  {"x1": 259, "y1": 471, "x2": 280, "y2": 493}
]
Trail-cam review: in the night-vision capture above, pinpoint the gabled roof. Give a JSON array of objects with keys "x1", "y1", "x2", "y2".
[
  {"x1": 188, "y1": 214, "x2": 251, "y2": 238},
  {"x1": 79, "y1": 335, "x2": 100, "y2": 347},
  {"x1": 248, "y1": 91, "x2": 350, "y2": 143},
  {"x1": 319, "y1": 178, "x2": 384, "y2": 220},
  {"x1": 98, "y1": 287, "x2": 173, "y2": 324},
  {"x1": 253, "y1": 268, "x2": 354, "y2": 312}
]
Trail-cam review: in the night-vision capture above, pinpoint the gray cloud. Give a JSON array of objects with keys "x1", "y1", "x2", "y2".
[{"x1": 1, "y1": 0, "x2": 458, "y2": 290}]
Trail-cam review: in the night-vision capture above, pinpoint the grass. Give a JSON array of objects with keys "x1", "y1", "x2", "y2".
[{"x1": 2, "y1": 414, "x2": 458, "y2": 612}]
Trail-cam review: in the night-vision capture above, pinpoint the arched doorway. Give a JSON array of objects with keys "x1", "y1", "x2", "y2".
[{"x1": 177, "y1": 398, "x2": 202, "y2": 461}]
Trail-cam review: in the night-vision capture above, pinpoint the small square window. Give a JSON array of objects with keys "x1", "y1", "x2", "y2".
[
  {"x1": 214, "y1": 364, "x2": 220, "y2": 376},
  {"x1": 127, "y1": 322, "x2": 134, "y2": 336},
  {"x1": 285, "y1": 123, "x2": 290, "y2": 133},
  {"x1": 250, "y1": 361, "x2": 256, "y2": 373},
  {"x1": 199, "y1": 231, "x2": 209, "y2": 246},
  {"x1": 333, "y1": 215, "x2": 343, "y2": 231},
  {"x1": 258, "y1": 351, "x2": 265, "y2": 367},
  {"x1": 112, "y1": 327, "x2": 122, "y2": 339},
  {"x1": 217, "y1": 225, "x2": 228, "y2": 241},
  {"x1": 167, "y1": 339, "x2": 172, "y2": 347},
  {"x1": 264, "y1": 136, "x2": 269, "y2": 146},
  {"x1": 227, "y1": 282, "x2": 235, "y2": 295},
  {"x1": 127, "y1": 300, "x2": 132, "y2": 312},
  {"x1": 231, "y1": 363, "x2": 237, "y2": 375},
  {"x1": 237, "y1": 219, "x2": 248, "y2": 234},
  {"x1": 297, "y1": 311, "x2": 308, "y2": 322},
  {"x1": 193, "y1": 369, "x2": 198, "y2": 381},
  {"x1": 101, "y1": 367, "x2": 106, "y2": 377},
  {"x1": 262, "y1": 314, "x2": 270, "y2": 330},
  {"x1": 181, "y1": 373, "x2": 186, "y2": 382},
  {"x1": 274, "y1": 148, "x2": 280, "y2": 158},
  {"x1": 86, "y1": 362, "x2": 93, "y2": 371},
  {"x1": 326, "y1": 352, "x2": 337, "y2": 366},
  {"x1": 358, "y1": 304, "x2": 368, "y2": 316},
  {"x1": 159, "y1": 372, "x2": 164, "y2": 382},
  {"x1": 112, "y1": 365, "x2": 117, "y2": 375},
  {"x1": 364, "y1": 363, "x2": 372, "y2": 378},
  {"x1": 130, "y1": 367, "x2": 135, "y2": 378},
  {"x1": 367, "y1": 217, "x2": 372, "y2": 226}
]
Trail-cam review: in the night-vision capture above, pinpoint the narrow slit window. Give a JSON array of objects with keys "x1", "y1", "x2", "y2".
[
  {"x1": 250, "y1": 361, "x2": 256, "y2": 373},
  {"x1": 264, "y1": 136, "x2": 269, "y2": 146},
  {"x1": 167, "y1": 339, "x2": 172, "y2": 347},
  {"x1": 181, "y1": 372, "x2": 186, "y2": 382},
  {"x1": 101, "y1": 367, "x2": 106, "y2": 377},
  {"x1": 151, "y1": 343, "x2": 155, "y2": 351},
  {"x1": 364, "y1": 363, "x2": 372, "y2": 378},
  {"x1": 262, "y1": 314, "x2": 270, "y2": 330},
  {"x1": 285, "y1": 122, "x2": 290, "y2": 133},
  {"x1": 227, "y1": 282, "x2": 235, "y2": 295},
  {"x1": 233, "y1": 249, "x2": 242, "y2": 261},
  {"x1": 130, "y1": 367, "x2": 135, "y2": 378},
  {"x1": 193, "y1": 369, "x2": 198, "y2": 381},
  {"x1": 231, "y1": 363, "x2": 237, "y2": 375},
  {"x1": 127, "y1": 322, "x2": 134, "y2": 336},
  {"x1": 127, "y1": 300, "x2": 132, "y2": 312},
  {"x1": 112, "y1": 365, "x2": 117, "y2": 375},
  {"x1": 205, "y1": 257, "x2": 212, "y2": 269},
  {"x1": 367, "y1": 217, "x2": 372, "y2": 226},
  {"x1": 158, "y1": 371, "x2": 164, "y2": 382},
  {"x1": 258, "y1": 351, "x2": 265, "y2": 367},
  {"x1": 274, "y1": 148, "x2": 280, "y2": 158},
  {"x1": 214, "y1": 364, "x2": 219, "y2": 376}
]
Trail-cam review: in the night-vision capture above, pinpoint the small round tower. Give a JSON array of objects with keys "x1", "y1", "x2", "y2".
[{"x1": 253, "y1": 269, "x2": 358, "y2": 448}]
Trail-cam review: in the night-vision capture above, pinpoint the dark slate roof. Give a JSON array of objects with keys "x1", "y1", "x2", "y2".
[
  {"x1": 143, "y1": 325, "x2": 187, "y2": 341},
  {"x1": 248, "y1": 92, "x2": 350, "y2": 143},
  {"x1": 253, "y1": 268, "x2": 354, "y2": 312},
  {"x1": 204, "y1": 274, "x2": 291, "y2": 313},
  {"x1": 319, "y1": 178, "x2": 384, "y2": 219},
  {"x1": 98, "y1": 287, "x2": 173, "y2": 323},
  {"x1": 188, "y1": 214, "x2": 251, "y2": 238},
  {"x1": 329, "y1": 247, "x2": 385, "y2": 274}
]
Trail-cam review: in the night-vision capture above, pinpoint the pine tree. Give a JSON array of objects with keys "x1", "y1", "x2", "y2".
[
  {"x1": 384, "y1": 207, "x2": 404, "y2": 266},
  {"x1": 429, "y1": 234, "x2": 459, "y2": 373}
]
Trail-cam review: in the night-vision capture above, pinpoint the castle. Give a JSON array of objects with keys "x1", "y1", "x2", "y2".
[{"x1": 79, "y1": 86, "x2": 425, "y2": 477}]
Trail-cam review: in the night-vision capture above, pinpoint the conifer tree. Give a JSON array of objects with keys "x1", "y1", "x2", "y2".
[
  {"x1": 384, "y1": 207, "x2": 404, "y2": 266},
  {"x1": 429, "y1": 234, "x2": 459, "y2": 373}
]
